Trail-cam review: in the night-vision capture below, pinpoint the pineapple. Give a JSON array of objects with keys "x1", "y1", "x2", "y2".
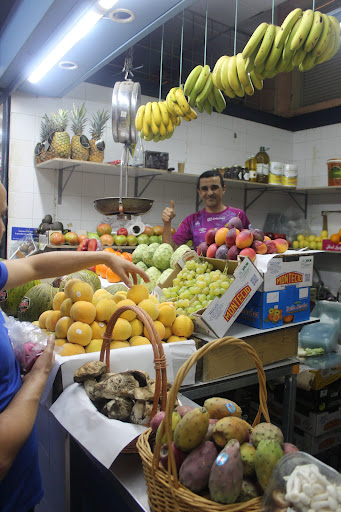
[
  {"x1": 50, "y1": 109, "x2": 71, "y2": 159},
  {"x1": 70, "y1": 103, "x2": 90, "y2": 161},
  {"x1": 88, "y1": 109, "x2": 110, "y2": 163},
  {"x1": 34, "y1": 114, "x2": 53, "y2": 165}
]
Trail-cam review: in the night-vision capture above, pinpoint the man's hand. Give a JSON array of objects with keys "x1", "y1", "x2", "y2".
[{"x1": 162, "y1": 200, "x2": 176, "y2": 224}]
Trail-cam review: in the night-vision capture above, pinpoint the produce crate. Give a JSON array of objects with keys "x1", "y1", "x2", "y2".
[
  {"x1": 144, "y1": 151, "x2": 169, "y2": 170},
  {"x1": 293, "y1": 426, "x2": 341, "y2": 455},
  {"x1": 257, "y1": 253, "x2": 314, "y2": 292},
  {"x1": 322, "y1": 240, "x2": 341, "y2": 253},
  {"x1": 193, "y1": 326, "x2": 300, "y2": 382}
]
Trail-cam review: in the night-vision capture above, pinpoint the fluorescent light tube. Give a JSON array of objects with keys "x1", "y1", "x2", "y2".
[
  {"x1": 28, "y1": 8, "x2": 103, "y2": 84},
  {"x1": 98, "y1": 0, "x2": 119, "y2": 9}
]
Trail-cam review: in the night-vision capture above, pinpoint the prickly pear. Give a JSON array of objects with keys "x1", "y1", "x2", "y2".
[
  {"x1": 251, "y1": 422, "x2": 284, "y2": 448},
  {"x1": 209, "y1": 439, "x2": 243, "y2": 504},
  {"x1": 179, "y1": 441, "x2": 217, "y2": 492},
  {"x1": 204, "y1": 397, "x2": 242, "y2": 419},
  {"x1": 254, "y1": 439, "x2": 284, "y2": 491},
  {"x1": 213, "y1": 416, "x2": 250, "y2": 447},
  {"x1": 174, "y1": 407, "x2": 209, "y2": 452},
  {"x1": 240, "y1": 442, "x2": 256, "y2": 477},
  {"x1": 238, "y1": 479, "x2": 260, "y2": 502}
]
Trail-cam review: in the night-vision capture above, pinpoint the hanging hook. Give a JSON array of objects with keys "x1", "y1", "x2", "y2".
[
  {"x1": 203, "y1": 0, "x2": 208, "y2": 66},
  {"x1": 271, "y1": 0, "x2": 275, "y2": 25},
  {"x1": 234, "y1": 0, "x2": 238, "y2": 56},
  {"x1": 159, "y1": 25, "x2": 164, "y2": 101},
  {"x1": 179, "y1": 10, "x2": 185, "y2": 86}
]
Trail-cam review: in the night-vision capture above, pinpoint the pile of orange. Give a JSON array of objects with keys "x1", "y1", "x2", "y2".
[
  {"x1": 329, "y1": 229, "x2": 341, "y2": 244},
  {"x1": 96, "y1": 248, "x2": 133, "y2": 282}
]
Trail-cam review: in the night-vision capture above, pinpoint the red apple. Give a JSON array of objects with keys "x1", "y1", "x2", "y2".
[
  {"x1": 236, "y1": 229, "x2": 253, "y2": 249},
  {"x1": 64, "y1": 232, "x2": 79, "y2": 245},
  {"x1": 265, "y1": 240, "x2": 277, "y2": 254},
  {"x1": 227, "y1": 245, "x2": 240, "y2": 260},
  {"x1": 205, "y1": 228, "x2": 218, "y2": 245},
  {"x1": 251, "y1": 229, "x2": 264, "y2": 242},
  {"x1": 78, "y1": 234, "x2": 89, "y2": 244},
  {"x1": 252, "y1": 240, "x2": 267, "y2": 254},
  {"x1": 228, "y1": 216, "x2": 243, "y2": 231},
  {"x1": 273, "y1": 238, "x2": 289, "y2": 253},
  {"x1": 159, "y1": 442, "x2": 187, "y2": 472},
  {"x1": 97, "y1": 223, "x2": 112, "y2": 237},
  {"x1": 153, "y1": 225, "x2": 164, "y2": 236},
  {"x1": 196, "y1": 242, "x2": 208, "y2": 256},
  {"x1": 225, "y1": 228, "x2": 240, "y2": 248},
  {"x1": 206, "y1": 243, "x2": 218, "y2": 258},
  {"x1": 239, "y1": 247, "x2": 256, "y2": 262},
  {"x1": 50, "y1": 232, "x2": 65, "y2": 245},
  {"x1": 117, "y1": 227, "x2": 128, "y2": 236},
  {"x1": 215, "y1": 244, "x2": 229, "y2": 260},
  {"x1": 143, "y1": 226, "x2": 154, "y2": 236}
]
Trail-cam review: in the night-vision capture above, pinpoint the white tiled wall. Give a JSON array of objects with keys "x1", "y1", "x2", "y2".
[{"x1": 7, "y1": 83, "x2": 341, "y2": 248}]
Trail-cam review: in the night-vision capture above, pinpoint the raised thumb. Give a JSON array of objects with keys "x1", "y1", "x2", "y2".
[{"x1": 170, "y1": 200, "x2": 175, "y2": 211}]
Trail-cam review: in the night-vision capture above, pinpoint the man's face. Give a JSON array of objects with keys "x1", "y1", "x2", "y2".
[
  {"x1": 197, "y1": 176, "x2": 225, "y2": 209},
  {"x1": 0, "y1": 184, "x2": 7, "y2": 242}
]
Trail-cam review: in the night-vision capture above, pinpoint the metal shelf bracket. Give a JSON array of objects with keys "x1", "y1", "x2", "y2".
[
  {"x1": 133, "y1": 173, "x2": 160, "y2": 197},
  {"x1": 57, "y1": 164, "x2": 81, "y2": 204},
  {"x1": 243, "y1": 187, "x2": 308, "y2": 219}
]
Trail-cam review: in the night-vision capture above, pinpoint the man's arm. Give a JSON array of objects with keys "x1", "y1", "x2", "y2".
[
  {"x1": 0, "y1": 337, "x2": 55, "y2": 480},
  {"x1": 161, "y1": 200, "x2": 178, "y2": 249},
  {"x1": 3, "y1": 251, "x2": 149, "y2": 290}
]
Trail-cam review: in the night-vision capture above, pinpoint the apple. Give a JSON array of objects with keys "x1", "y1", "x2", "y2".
[
  {"x1": 64, "y1": 232, "x2": 79, "y2": 245},
  {"x1": 97, "y1": 223, "x2": 112, "y2": 237},
  {"x1": 137, "y1": 234, "x2": 150, "y2": 245},
  {"x1": 100, "y1": 234, "x2": 114, "y2": 246},
  {"x1": 251, "y1": 229, "x2": 264, "y2": 242},
  {"x1": 153, "y1": 225, "x2": 164, "y2": 236},
  {"x1": 78, "y1": 234, "x2": 89, "y2": 244},
  {"x1": 215, "y1": 244, "x2": 229, "y2": 260},
  {"x1": 157, "y1": 235, "x2": 163, "y2": 243},
  {"x1": 227, "y1": 245, "x2": 240, "y2": 260},
  {"x1": 228, "y1": 216, "x2": 243, "y2": 231},
  {"x1": 149, "y1": 235, "x2": 159, "y2": 244},
  {"x1": 50, "y1": 232, "x2": 65, "y2": 245},
  {"x1": 117, "y1": 227, "x2": 128, "y2": 236},
  {"x1": 206, "y1": 243, "x2": 218, "y2": 258},
  {"x1": 126, "y1": 234, "x2": 137, "y2": 246},
  {"x1": 144, "y1": 226, "x2": 154, "y2": 236},
  {"x1": 205, "y1": 228, "x2": 218, "y2": 245},
  {"x1": 196, "y1": 242, "x2": 208, "y2": 256},
  {"x1": 114, "y1": 235, "x2": 127, "y2": 246},
  {"x1": 159, "y1": 442, "x2": 187, "y2": 472},
  {"x1": 273, "y1": 233, "x2": 286, "y2": 240}
]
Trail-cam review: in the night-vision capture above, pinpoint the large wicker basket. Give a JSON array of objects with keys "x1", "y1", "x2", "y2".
[
  {"x1": 137, "y1": 336, "x2": 271, "y2": 512},
  {"x1": 99, "y1": 303, "x2": 168, "y2": 453}
]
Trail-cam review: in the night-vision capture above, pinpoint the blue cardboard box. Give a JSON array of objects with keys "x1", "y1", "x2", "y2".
[{"x1": 237, "y1": 286, "x2": 310, "y2": 329}]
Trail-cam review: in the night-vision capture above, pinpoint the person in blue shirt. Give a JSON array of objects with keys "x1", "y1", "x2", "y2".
[{"x1": 0, "y1": 183, "x2": 149, "y2": 512}]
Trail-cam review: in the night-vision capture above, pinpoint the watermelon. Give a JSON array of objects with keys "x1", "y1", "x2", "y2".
[
  {"x1": 0, "y1": 280, "x2": 40, "y2": 317},
  {"x1": 58, "y1": 270, "x2": 101, "y2": 292},
  {"x1": 17, "y1": 283, "x2": 58, "y2": 322},
  {"x1": 105, "y1": 283, "x2": 128, "y2": 295}
]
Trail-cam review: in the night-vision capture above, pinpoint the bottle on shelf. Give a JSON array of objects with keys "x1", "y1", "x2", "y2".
[
  {"x1": 247, "y1": 156, "x2": 257, "y2": 182},
  {"x1": 131, "y1": 133, "x2": 144, "y2": 167},
  {"x1": 255, "y1": 146, "x2": 270, "y2": 184}
]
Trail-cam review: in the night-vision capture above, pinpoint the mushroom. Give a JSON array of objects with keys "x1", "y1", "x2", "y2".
[
  {"x1": 130, "y1": 400, "x2": 147, "y2": 424},
  {"x1": 74, "y1": 361, "x2": 107, "y2": 383},
  {"x1": 83, "y1": 378, "x2": 97, "y2": 400},
  {"x1": 121, "y1": 369, "x2": 150, "y2": 387},
  {"x1": 132, "y1": 386, "x2": 155, "y2": 401},
  {"x1": 92, "y1": 373, "x2": 139, "y2": 400},
  {"x1": 103, "y1": 397, "x2": 134, "y2": 421}
]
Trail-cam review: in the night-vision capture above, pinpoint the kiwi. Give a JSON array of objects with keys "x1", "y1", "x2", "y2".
[
  {"x1": 50, "y1": 221, "x2": 64, "y2": 231},
  {"x1": 42, "y1": 214, "x2": 53, "y2": 224}
]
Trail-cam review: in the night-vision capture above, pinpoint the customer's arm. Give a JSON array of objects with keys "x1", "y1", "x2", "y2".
[
  {"x1": 4, "y1": 251, "x2": 149, "y2": 290},
  {"x1": 162, "y1": 200, "x2": 178, "y2": 249},
  {"x1": 0, "y1": 337, "x2": 55, "y2": 480}
]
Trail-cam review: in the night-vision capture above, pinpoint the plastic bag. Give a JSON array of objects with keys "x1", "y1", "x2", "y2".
[
  {"x1": 3, "y1": 313, "x2": 50, "y2": 374},
  {"x1": 9, "y1": 234, "x2": 38, "y2": 259}
]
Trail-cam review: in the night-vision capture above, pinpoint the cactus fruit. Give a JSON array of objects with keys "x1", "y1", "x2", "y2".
[
  {"x1": 174, "y1": 407, "x2": 210, "y2": 452},
  {"x1": 213, "y1": 416, "x2": 250, "y2": 447},
  {"x1": 254, "y1": 439, "x2": 284, "y2": 491},
  {"x1": 240, "y1": 442, "x2": 256, "y2": 477},
  {"x1": 204, "y1": 397, "x2": 242, "y2": 419},
  {"x1": 251, "y1": 422, "x2": 284, "y2": 448},
  {"x1": 238, "y1": 479, "x2": 260, "y2": 502},
  {"x1": 209, "y1": 439, "x2": 243, "y2": 504},
  {"x1": 179, "y1": 441, "x2": 218, "y2": 492}
]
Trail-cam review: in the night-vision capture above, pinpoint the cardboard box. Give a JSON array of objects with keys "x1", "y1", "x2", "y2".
[
  {"x1": 322, "y1": 240, "x2": 341, "y2": 252},
  {"x1": 237, "y1": 286, "x2": 310, "y2": 329},
  {"x1": 155, "y1": 251, "x2": 263, "y2": 338},
  {"x1": 293, "y1": 427, "x2": 341, "y2": 455},
  {"x1": 258, "y1": 253, "x2": 314, "y2": 292}
]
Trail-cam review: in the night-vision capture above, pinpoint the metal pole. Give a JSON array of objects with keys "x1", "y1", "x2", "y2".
[{"x1": 0, "y1": 94, "x2": 11, "y2": 259}]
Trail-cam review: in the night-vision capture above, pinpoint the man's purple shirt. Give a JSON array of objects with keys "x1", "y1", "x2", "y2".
[{"x1": 172, "y1": 206, "x2": 250, "y2": 250}]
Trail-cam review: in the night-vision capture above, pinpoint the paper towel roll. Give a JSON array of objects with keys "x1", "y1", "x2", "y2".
[{"x1": 128, "y1": 221, "x2": 145, "y2": 236}]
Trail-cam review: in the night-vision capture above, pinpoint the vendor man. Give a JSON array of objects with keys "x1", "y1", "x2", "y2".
[{"x1": 162, "y1": 169, "x2": 250, "y2": 249}]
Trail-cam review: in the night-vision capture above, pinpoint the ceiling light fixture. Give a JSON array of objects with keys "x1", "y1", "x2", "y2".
[
  {"x1": 58, "y1": 61, "x2": 78, "y2": 70},
  {"x1": 27, "y1": 0, "x2": 118, "y2": 84},
  {"x1": 109, "y1": 9, "x2": 135, "y2": 23}
]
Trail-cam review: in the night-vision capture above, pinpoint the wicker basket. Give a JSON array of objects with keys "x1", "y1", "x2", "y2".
[
  {"x1": 137, "y1": 336, "x2": 271, "y2": 512},
  {"x1": 99, "y1": 304, "x2": 168, "y2": 453}
]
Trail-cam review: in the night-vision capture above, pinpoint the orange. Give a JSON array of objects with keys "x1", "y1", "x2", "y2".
[
  {"x1": 330, "y1": 234, "x2": 340, "y2": 243},
  {"x1": 103, "y1": 247, "x2": 115, "y2": 253},
  {"x1": 122, "y1": 252, "x2": 132, "y2": 261},
  {"x1": 106, "y1": 268, "x2": 121, "y2": 283},
  {"x1": 96, "y1": 264, "x2": 108, "y2": 278}
]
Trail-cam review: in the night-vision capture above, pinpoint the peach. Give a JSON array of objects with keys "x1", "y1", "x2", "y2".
[
  {"x1": 236, "y1": 229, "x2": 253, "y2": 249},
  {"x1": 227, "y1": 245, "x2": 240, "y2": 260},
  {"x1": 215, "y1": 227, "x2": 229, "y2": 246},
  {"x1": 228, "y1": 216, "x2": 243, "y2": 230},
  {"x1": 205, "y1": 228, "x2": 218, "y2": 245},
  {"x1": 274, "y1": 238, "x2": 289, "y2": 253},
  {"x1": 206, "y1": 243, "x2": 218, "y2": 258},
  {"x1": 239, "y1": 247, "x2": 256, "y2": 262},
  {"x1": 265, "y1": 240, "x2": 277, "y2": 254},
  {"x1": 225, "y1": 228, "x2": 240, "y2": 248},
  {"x1": 252, "y1": 240, "x2": 267, "y2": 255}
]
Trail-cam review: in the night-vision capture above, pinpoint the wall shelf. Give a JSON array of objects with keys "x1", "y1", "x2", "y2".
[{"x1": 36, "y1": 158, "x2": 341, "y2": 216}]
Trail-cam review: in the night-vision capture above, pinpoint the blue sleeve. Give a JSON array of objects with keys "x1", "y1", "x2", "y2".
[{"x1": 0, "y1": 262, "x2": 8, "y2": 290}]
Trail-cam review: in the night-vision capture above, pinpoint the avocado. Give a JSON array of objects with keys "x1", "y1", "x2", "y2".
[
  {"x1": 42, "y1": 214, "x2": 53, "y2": 224},
  {"x1": 38, "y1": 222, "x2": 52, "y2": 234},
  {"x1": 50, "y1": 221, "x2": 64, "y2": 231}
]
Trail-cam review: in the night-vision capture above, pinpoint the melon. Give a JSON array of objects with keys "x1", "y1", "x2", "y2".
[
  {"x1": 105, "y1": 283, "x2": 128, "y2": 295},
  {"x1": 0, "y1": 280, "x2": 40, "y2": 317},
  {"x1": 58, "y1": 270, "x2": 101, "y2": 293},
  {"x1": 17, "y1": 283, "x2": 58, "y2": 322}
]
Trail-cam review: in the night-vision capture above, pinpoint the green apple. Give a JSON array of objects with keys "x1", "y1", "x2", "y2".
[
  {"x1": 115, "y1": 235, "x2": 127, "y2": 246},
  {"x1": 126, "y1": 234, "x2": 137, "y2": 246},
  {"x1": 137, "y1": 234, "x2": 150, "y2": 245},
  {"x1": 149, "y1": 235, "x2": 159, "y2": 244}
]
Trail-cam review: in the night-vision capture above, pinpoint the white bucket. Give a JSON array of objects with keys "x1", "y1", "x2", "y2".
[
  {"x1": 282, "y1": 164, "x2": 297, "y2": 187},
  {"x1": 268, "y1": 161, "x2": 283, "y2": 185}
]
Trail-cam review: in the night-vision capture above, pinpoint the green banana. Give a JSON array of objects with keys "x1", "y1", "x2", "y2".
[
  {"x1": 276, "y1": 54, "x2": 289, "y2": 73},
  {"x1": 283, "y1": 17, "x2": 302, "y2": 62},
  {"x1": 292, "y1": 47, "x2": 307, "y2": 67},
  {"x1": 235, "y1": 84, "x2": 245, "y2": 98},
  {"x1": 262, "y1": 68, "x2": 278, "y2": 79},
  {"x1": 299, "y1": 52, "x2": 316, "y2": 71},
  {"x1": 196, "y1": 73, "x2": 213, "y2": 104},
  {"x1": 183, "y1": 65, "x2": 202, "y2": 96},
  {"x1": 250, "y1": 70, "x2": 263, "y2": 91},
  {"x1": 264, "y1": 27, "x2": 282, "y2": 70},
  {"x1": 245, "y1": 42, "x2": 261, "y2": 73},
  {"x1": 236, "y1": 53, "x2": 250, "y2": 87},
  {"x1": 242, "y1": 22, "x2": 268, "y2": 59},
  {"x1": 254, "y1": 24, "x2": 276, "y2": 67},
  {"x1": 220, "y1": 57, "x2": 236, "y2": 98},
  {"x1": 312, "y1": 13, "x2": 331, "y2": 57},
  {"x1": 275, "y1": 8, "x2": 302, "y2": 48},
  {"x1": 212, "y1": 85, "x2": 226, "y2": 113},
  {"x1": 196, "y1": 101, "x2": 204, "y2": 113},
  {"x1": 244, "y1": 82, "x2": 254, "y2": 96},
  {"x1": 254, "y1": 61, "x2": 265, "y2": 75},
  {"x1": 188, "y1": 90, "x2": 198, "y2": 108},
  {"x1": 315, "y1": 23, "x2": 335, "y2": 64},
  {"x1": 328, "y1": 15, "x2": 341, "y2": 60},
  {"x1": 207, "y1": 89, "x2": 216, "y2": 107},
  {"x1": 304, "y1": 11, "x2": 324, "y2": 53},
  {"x1": 193, "y1": 65, "x2": 210, "y2": 96},
  {"x1": 290, "y1": 9, "x2": 314, "y2": 52},
  {"x1": 212, "y1": 56, "x2": 228, "y2": 90},
  {"x1": 153, "y1": 133, "x2": 160, "y2": 143},
  {"x1": 227, "y1": 56, "x2": 242, "y2": 93},
  {"x1": 143, "y1": 131, "x2": 153, "y2": 142},
  {"x1": 203, "y1": 99, "x2": 213, "y2": 115}
]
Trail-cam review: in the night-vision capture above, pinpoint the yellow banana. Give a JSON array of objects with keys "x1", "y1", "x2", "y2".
[
  {"x1": 159, "y1": 121, "x2": 166, "y2": 136},
  {"x1": 183, "y1": 65, "x2": 203, "y2": 96},
  {"x1": 165, "y1": 131, "x2": 173, "y2": 139},
  {"x1": 142, "y1": 116, "x2": 150, "y2": 137},
  {"x1": 144, "y1": 102, "x2": 152, "y2": 126},
  {"x1": 283, "y1": 17, "x2": 302, "y2": 62},
  {"x1": 135, "y1": 105, "x2": 145, "y2": 132},
  {"x1": 276, "y1": 54, "x2": 289, "y2": 73},
  {"x1": 193, "y1": 64, "x2": 210, "y2": 96},
  {"x1": 143, "y1": 131, "x2": 153, "y2": 142},
  {"x1": 158, "y1": 101, "x2": 169, "y2": 126},
  {"x1": 254, "y1": 24, "x2": 276, "y2": 67},
  {"x1": 265, "y1": 27, "x2": 282, "y2": 70},
  {"x1": 299, "y1": 52, "x2": 316, "y2": 71},
  {"x1": 235, "y1": 84, "x2": 245, "y2": 98},
  {"x1": 166, "y1": 118, "x2": 174, "y2": 135},
  {"x1": 175, "y1": 88, "x2": 191, "y2": 115},
  {"x1": 221, "y1": 57, "x2": 235, "y2": 97},
  {"x1": 170, "y1": 114, "x2": 181, "y2": 127},
  {"x1": 212, "y1": 56, "x2": 228, "y2": 90},
  {"x1": 304, "y1": 11, "x2": 324, "y2": 53},
  {"x1": 275, "y1": 8, "x2": 302, "y2": 48},
  {"x1": 292, "y1": 47, "x2": 307, "y2": 67},
  {"x1": 236, "y1": 53, "x2": 249, "y2": 87},
  {"x1": 182, "y1": 115, "x2": 192, "y2": 122},
  {"x1": 166, "y1": 94, "x2": 183, "y2": 117},
  {"x1": 242, "y1": 22, "x2": 268, "y2": 58},
  {"x1": 196, "y1": 73, "x2": 213, "y2": 104},
  {"x1": 328, "y1": 15, "x2": 341, "y2": 60},
  {"x1": 244, "y1": 82, "x2": 254, "y2": 96},
  {"x1": 312, "y1": 13, "x2": 331, "y2": 57},
  {"x1": 188, "y1": 108, "x2": 197, "y2": 120},
  {"x1": 250, "y1": 70, "x2": 263, "y2": 91},
  {"x1": 188, "y1": 92, "x2": 198, "y2": 108},
  {"x1": 203, "y1": 100, "x2": 212, "y2": 115},
  {"x1": 213, "y1": 86, "x2": 226, "y2": 113},
  {"x1": 169, "y1": 87, "x2": 178, "y2": 102},
  {"x1": 315, "y1": 24, "x2": 335, "y2": 64},
  {"x1": 290, "y1": 9, "x2": 314, "y2": 52},
  {"x1": 151, "y1": 102, "x2": 162, "y2": 126},
  {"x1": 227, "y1": 56, "x2": 242, "y2": 93},
  {"x1": 150, "y1": 114, "x2": 159, "y2": 136},
  {"x1": 153, "y1": 133, "x2": 160, "y2": 143}
]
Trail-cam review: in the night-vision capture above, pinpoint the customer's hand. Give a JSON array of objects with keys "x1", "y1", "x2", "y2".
[
  {"x1": 162, "y1": 200, "x2": 176, "y2": 224},
  {"x1": 29, "y1": 335, "x2": 55, "y2": 379},
  {"x1": 108, "y1": 254, "x2": 150, "y2": 287}
]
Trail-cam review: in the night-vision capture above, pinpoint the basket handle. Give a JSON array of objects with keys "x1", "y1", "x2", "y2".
[
  {"x1": 100, "y1": 304, "x2": 168, "y2": 420},
  {"x1": 153, "y1": 336, "x2": 270, "y2": 487}
]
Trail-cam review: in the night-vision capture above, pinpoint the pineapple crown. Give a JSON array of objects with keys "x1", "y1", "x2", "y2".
[
  {"x1": 40, "y1": 114, "x2": 53, "y2": 141},
  {"x1": 71, "y1": 103, "x2": 87, "y2": 136},
  {"x1": 51, "y1": 109, "x2": 69, "y2": 132},
  {"x1": 89, "y1": 109, "x2": 110, "y2": 139}
]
